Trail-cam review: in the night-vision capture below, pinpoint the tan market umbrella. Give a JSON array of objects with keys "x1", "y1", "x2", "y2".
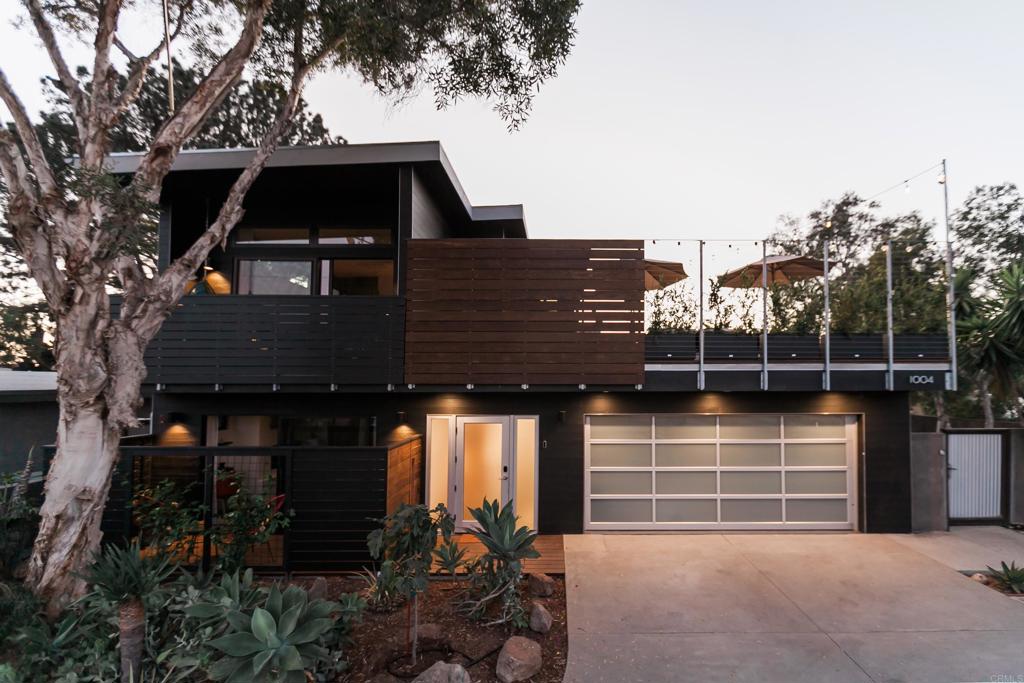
[
  {"x1": 644, "y1": 259, "x2": 688, "y2": 290},
  {"x1": 718, "y1": 254, "x2": 827, "y2": 288}
]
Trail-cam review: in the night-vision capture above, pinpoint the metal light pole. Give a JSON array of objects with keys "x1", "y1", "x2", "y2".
[
  {"x1": 761, "y1": 240, "x2": 768, "y2": 391},
  {"x1": 162, "y1": 0, "x2": 175, "y2": 114},
  {"x1": 698, "y1": 240, "x2": 705, "y2": 390},
  {"x1": 823, "y1": 238, "x2": 831, "y2": 391},
  {"x1": 941, "y1": 159, "x2": 958, "y2": 391},
  {"x1": 885, "y1": 239, "x2": 894, "y2": 391}
]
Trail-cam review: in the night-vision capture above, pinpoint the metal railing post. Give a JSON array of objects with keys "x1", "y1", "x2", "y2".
[
  {"x1": 698, "y1": 240, "x2": 705, "y2": 390},
  {"x1": 885, "y1": 240, "x2": 895, "y2": 391},
  {"x1": 761, "y1": 240, "x2": 768, "y2": 390},
  {"x1": 946, "y1": 241, "x2": 958, "y2": 391},
  {"x1": 823, "y1": 238, "x2": 831, "y2": 391}
]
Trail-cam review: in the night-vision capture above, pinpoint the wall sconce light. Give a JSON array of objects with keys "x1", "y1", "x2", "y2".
[
  {"x1": 521, "y1": 384, "x2": 529, "y2": 390},
  {"x1": 407, "y1": 384, "x2": 416, "y2": 390},
  {"x1": 635, "y1": 384, "x2": 643, "y2": 390},
  {"x1": 466, "y1": 383, "x2": 474, "y2": 390},
  {"x1": 559, "y1": 410, "x2": 567, "y2": 423},
  {"x1": 396, "y1": 410, "x2": 406, "y2": 423},
  {"x1": 578, "y1": 384, "x2": 587, "y2": 391}
]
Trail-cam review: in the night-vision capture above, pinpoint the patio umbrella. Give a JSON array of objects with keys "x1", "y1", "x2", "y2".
[
  {"x1": 718, "y1": 254, "x2": 827, "y2": 288},
  {"x1": 644, "y1": 259, "x2": 688, "y2": 290}
]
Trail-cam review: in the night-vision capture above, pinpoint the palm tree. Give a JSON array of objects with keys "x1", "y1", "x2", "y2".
[
  {"x1": 84, "y1": 542, "x2": 174, "y2": 682},
  {"x1": 957, "y1": 263, "x2": 1024, "y2": 427}
]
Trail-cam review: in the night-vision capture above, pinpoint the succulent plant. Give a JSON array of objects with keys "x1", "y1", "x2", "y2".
[
  {"x1": 987, "y1": 561, "x2": 1024, "y2": 594},
  {"x1": 206, "y1": 583, "x2": 338, "y2": 683}
]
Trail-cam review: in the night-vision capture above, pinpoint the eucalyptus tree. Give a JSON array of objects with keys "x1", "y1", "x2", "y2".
[{"x1": 0, "y1": 0, "x2": 580, "y2": 614}]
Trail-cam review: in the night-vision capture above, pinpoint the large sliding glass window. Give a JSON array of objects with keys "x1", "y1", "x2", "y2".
[
  {"x1": 231, "y1": 223, "x2": 395, "y2": 296},
  {"x1": 236, "y1": 260, "x2": 312, "y2": 295}
]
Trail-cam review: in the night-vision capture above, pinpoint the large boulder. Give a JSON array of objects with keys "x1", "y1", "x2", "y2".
[
  {"x1": 528, "y1": 572, "x2": 555, "y2": 597},
  {"x1": 529, "y1": 601, "x2": 553, "y2": 634},
  {"x1": 412, "y1": 661, "x2": 471, "y2": 683},
  {"x1": 496, "y1": 636, "x2": 542, "y2": 683}
]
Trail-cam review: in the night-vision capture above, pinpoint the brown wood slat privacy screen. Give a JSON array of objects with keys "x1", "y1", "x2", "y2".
[{"x1": 405, "y1": 239, "x2": 645, "y2": 384}]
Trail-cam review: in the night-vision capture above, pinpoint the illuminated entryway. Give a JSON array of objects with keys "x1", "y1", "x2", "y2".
[
  {"x1": 584, "y1": 414, "x2": 859, "y2": 531},
  {"x1": 426, "y1": 415, "x2": 538, "y2": 530}
]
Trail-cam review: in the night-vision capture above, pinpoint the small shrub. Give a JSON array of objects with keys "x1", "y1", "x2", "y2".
[
  {"x1": 433, "y1": 539, "x2": 468, "y2": 578},
  {"x1": 458, "y1": 498, "x2": 539, "y2": 628},
  {"x1": 0, "y1": 456, "x2": 39, "y2": 578},
  {"x1": 209, "y1": 473, "x2": 290, "y2": 574},
  {"x1": 988, "y1": 561, "x2": 1024, "y2": 594},
  {"x1": 132, "y1": 479, "x2": 206, "y2": 559},
  {"x1": 360, "y1": 561, "x2": 405, "y2": 612},
  {"x1": 0, "y1": 581, "x2": 40, "y2": 644}
]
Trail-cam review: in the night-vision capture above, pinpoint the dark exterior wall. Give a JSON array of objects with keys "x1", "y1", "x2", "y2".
[
  {"x1": 410, "y1": 167, "x2": 447, "y2": 239},
  {"x1": 0, "y1": 397, "x2": 59, "y2": 473},
  {"x1": 152, "y1": 390, "x2": 913, "y2": 534}
]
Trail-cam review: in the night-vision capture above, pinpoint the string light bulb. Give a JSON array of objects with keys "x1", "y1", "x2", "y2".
[
  {"x1": 904, "y1": 182, "x2": 911, "y2": 194},
  {"x1": 937, "y1": 172, "x2": 946, "y2": 185}
]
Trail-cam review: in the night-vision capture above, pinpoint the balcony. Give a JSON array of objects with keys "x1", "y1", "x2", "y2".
[{"x1": 141, "y1": 295, "x2": 404, "y2": 388}]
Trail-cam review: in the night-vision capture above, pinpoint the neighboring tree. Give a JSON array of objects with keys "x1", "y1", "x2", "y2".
[
  {"x1": 0, "y1": 64, "x2": 344, "y2": 370},
  {"x1": 0, "y1": 0, "x2": 579, "y2": 615},
  {"x1": 952, "y1": 183, "x2": 1024, "y2": 284}
]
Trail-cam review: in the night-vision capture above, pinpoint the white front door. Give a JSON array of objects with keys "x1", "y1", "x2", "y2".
[{"x1": 454, "y1": 416, "x2": 512, "y2": 528}]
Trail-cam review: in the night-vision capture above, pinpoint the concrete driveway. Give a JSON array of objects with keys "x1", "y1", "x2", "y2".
[{"x1": 563, "y1": 531, "x2": 1024, "y2": 683}]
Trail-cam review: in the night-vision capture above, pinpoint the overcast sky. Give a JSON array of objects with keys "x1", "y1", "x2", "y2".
[{"x1": 3, "y1": 1, "x2": 1022, "y2": 242}]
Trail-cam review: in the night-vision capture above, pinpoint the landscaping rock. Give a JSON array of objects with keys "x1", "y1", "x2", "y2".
[
  {"x1": 496, "y1": 636, "x2": 542, "y2": 683},
  {"x1": 529, "y1": 601, "x2": 553, "y2": 634},
  {"x1": 369, "y1": 674, "x2": 402, "y2": 683},
  {"x1": 455, "y1": 628, "x2": 505, "y2": 661},
  {"x1": 308, "y1": 576, "x2": 328, "y2": 601},
  {"x1": 412, "y1": 661, "x2": 470, "y2": 683},
  {"x1": 528, "y1": 572, "x2": 555, "y2": 597},
  {"x1": 971, "y1": 572, "x2": 993, "y2": 586}
]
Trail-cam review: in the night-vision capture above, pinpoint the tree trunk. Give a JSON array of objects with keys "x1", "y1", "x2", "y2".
[
  {"x1": 978, "y1": 373, "x2": 995, "y2": 428},
  {"x1": 119, "y1": 597, "x2": 146, "y2": 683},
  {"x1": 28, "y1": 402, "x2": 121, "y2": 616}
]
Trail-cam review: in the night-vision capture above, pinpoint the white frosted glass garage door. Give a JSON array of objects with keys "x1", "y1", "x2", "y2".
[{"x1": 584, "y1": 414, "x2": 857, "y2": 530}]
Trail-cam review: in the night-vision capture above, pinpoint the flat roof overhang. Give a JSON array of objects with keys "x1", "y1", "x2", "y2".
[{"x1": 105, "y1": 141, "x2": 527, "y2": 237}]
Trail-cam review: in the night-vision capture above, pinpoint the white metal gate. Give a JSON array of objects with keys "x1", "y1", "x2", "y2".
[{"x1": 948, "y1": 432, "x2": 1004, "y2": 521}]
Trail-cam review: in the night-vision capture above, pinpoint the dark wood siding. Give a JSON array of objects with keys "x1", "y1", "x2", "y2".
[
  {"x1": 142, "y1": 296, "x2": 404, "y2": 386},
  {"x1": 405, "y1": 239, "x2": 645, "y2": 385}
]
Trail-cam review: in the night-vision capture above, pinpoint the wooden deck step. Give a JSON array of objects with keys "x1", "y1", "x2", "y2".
[{"x1": 433, "y1": 534, "x2": 565, "y2": 575}]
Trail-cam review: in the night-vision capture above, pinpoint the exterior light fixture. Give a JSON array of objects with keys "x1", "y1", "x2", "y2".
[
  {"x1": 407, "y1": 383, "x2": 416, "y2": 390},
  {"x1": 466, "y1": 383, "x2": 474, "y2": 390},
  {"x1": 396, "y1": 410, "x2": 406, "y2": 423},
  {"x1": 521, "y1": 384, "x2": 529, "y2": 390},
  {"x1": 387, "y1": 384, "x2": 394, "y2": 392},
  {"x1": 578, "y1": 384, "x2": 587, "y2": 390},
  {"x1": 635, "y1": 384, "x2": 643, "y2": 390}
]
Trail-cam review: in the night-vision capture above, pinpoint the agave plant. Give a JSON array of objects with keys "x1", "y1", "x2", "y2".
[
  {"x1": 987, "y1": 561, "x2": 1024, "y2": 594},
  {"x1": 433, "y1": 539, "x2": 468, "y2": 578},
  {"x1": 458, "y1": 498, "x2": 540, "y2": 627},
  {"x1": 206, "y1": 583, "x2": 338, "y2": 683}
]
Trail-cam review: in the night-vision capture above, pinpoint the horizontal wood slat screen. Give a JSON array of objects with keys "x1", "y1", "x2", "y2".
[
  {"x1": 137, "y1": 296, "x2": 404, "y2": 386},
  {"x1": 386, "y1": 437, "x2": 423, "y2": 514},
  {"x1": 406, "y1": 239, "x2": 645, "y2": 384}
]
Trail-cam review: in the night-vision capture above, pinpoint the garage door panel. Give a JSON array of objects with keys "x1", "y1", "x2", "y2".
[
  {"x1": 591, "y1": 499, "x2": 652, "y2": 523},
  {"x1": 656, "y1": 471, "x2": 717, "y2": 494},
  {"x1": 655, "y1": 444, "x2": 716, "y2": 467},
  {"x1": 785, "y1": 443, "x2": 846, "y2": 467},
  {"x1": 721, "y1": 499, "x2": 783, "y2": 522},
  {"x1": 657, "y1": 499, "x2": 717, "y2": 522},
  {"x1": 786, "y1": 471, "x2": 847, "y2": 494},
  {"x1": 591, "y1": 443, "x2": 651, "y2": 467},
  {"x1": 585, "y1": 414, "x2": 856, "y2": 530},
  {"x1": 720, "y1": 443, "x2": 780, "y2": 467},
  {"x1": 655, "y1": 415, "x2": 716, "y2": 439},
  {"x1": 787, "y1": 498, "x2": 848, "y2": 522}
]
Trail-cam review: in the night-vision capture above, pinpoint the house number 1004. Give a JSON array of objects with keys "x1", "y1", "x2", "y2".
[{"x1": 908, "y1": 375, "x2": 935, "y2": 385}]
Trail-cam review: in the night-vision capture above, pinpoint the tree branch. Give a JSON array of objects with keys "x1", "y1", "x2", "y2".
[
  {"x1": 128, "y1": 0, "x2": 272, "y2": 203},
  {"x1": 23, "y1": 0, "x2": 89, "y2": 141},
  {"x1": 0, "y1": 130, "x2": 67, "y2": 310},
  {"x1": 0, "y1": 66, "x2": 62, "y2": 205}
]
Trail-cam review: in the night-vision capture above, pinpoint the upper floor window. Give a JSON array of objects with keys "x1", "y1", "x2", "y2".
[
  {"x1": 236, "y1": 227, "x2": 311, "y2": 245},
  {"x1": 319, "y1": 227, "x2": 392, "y2": 245}
]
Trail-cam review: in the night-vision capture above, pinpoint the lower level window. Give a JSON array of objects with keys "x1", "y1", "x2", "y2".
[
  {"x1": 237, "y1": 259, "x2": 311, "y2": 295},
  {"x1": 277, "y1": 416, "x2": 374, "y2": 447}
]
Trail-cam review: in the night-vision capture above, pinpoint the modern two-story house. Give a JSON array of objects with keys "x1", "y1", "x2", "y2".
[{"x1": 103, "y1": 142, "x2": 954, "y2": 571}]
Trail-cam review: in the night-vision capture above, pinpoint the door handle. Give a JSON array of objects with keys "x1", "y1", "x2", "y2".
[{"x1": 501, "y1": 475, "x2": 509, "y2": 481}]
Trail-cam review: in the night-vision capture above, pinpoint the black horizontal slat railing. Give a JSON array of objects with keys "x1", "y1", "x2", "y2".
[
  {"x1": 645, "y1": 332, "x2": 949, "y2": 363},
  {"x1": 137, "y1": 296, "x2": 404, "y2": 386}
]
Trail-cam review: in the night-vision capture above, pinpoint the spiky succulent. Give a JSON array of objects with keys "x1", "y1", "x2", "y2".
[
  {"x1": 987, "y1": 561, "x2": 1024, "y2": 594},
  {"x1": 206, "y1": 583, "x2": 338, "y2": 683}
]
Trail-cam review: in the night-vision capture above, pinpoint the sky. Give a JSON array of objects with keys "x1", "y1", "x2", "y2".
[{"x1": 2, "y1": 0, "x2": 1023, "y2": 243}]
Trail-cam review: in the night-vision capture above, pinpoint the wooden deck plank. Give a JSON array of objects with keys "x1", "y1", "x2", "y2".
[{"x1": 433, "y1": 534, "x2": 565, "y2": 575}]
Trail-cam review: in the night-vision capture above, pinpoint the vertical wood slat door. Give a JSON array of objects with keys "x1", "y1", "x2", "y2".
[{"x1": 948, "y1": 433, "x2": 1003, "y2": 521}]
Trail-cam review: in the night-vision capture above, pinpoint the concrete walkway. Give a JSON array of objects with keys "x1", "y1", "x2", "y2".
[
  {"x1": 886, "y1": 525, "x2": 1024, "y2": 573},
  {"x1": 563, "y1": 533, "x2": 1024, "y2": 683}
]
